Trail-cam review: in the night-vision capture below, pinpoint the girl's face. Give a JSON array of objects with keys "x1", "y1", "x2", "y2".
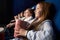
[
  {"x1": 35, "y1": 4, "x2": 43, "y2": 18},
  {"x1": 24, "y1": 9, "x2": 32, "y2": 18}
]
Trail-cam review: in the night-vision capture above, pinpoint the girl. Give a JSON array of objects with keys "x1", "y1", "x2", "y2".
[{"x1": 15, "y1": 2, "x2": 55, "y2": 40}]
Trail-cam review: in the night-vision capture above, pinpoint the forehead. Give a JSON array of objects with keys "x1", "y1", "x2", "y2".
[
  {"x1": 25, "y1": 9, "x2": 30, "y2": 12},
  {"x1": 36, "y1": 3, "x2": 43, "y2": 8}
]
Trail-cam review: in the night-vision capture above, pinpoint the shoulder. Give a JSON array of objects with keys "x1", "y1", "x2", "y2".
[
  {"x1": 38, "y1": 19, "x2": 53, "y2": 31},
  {"x1": 43, "y1": 19, "x2": 52, "y2": 24},
  {"x1": 42, "y1": 20, "x2": 53, "y2": 32},
  {"x1": 42, "y1": 19, "x2": 52, "y2": 26}
]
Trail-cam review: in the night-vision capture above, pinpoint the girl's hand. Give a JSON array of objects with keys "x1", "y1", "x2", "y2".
[{"x1": 14, "y1": 29, "x2": 28, "y2": 37}]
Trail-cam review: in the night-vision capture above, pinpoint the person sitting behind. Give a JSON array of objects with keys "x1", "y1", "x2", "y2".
[{"x1": 14, "y1": 8, "x2": 35, "y2": 38}]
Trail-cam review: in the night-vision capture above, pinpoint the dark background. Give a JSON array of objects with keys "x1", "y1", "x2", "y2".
[{"x1": 0, "y1": 0, "x2": 60, "y2": 39}]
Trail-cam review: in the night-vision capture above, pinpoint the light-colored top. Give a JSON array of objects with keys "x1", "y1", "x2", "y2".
[
  {"x1": 27, "y1": 20, "x2": 54, "y2": 40},
  {"x1": 19, "y1": 16, "x2": 34, "y2": 24}
]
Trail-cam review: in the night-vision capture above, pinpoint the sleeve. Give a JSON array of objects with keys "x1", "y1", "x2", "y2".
[{"x1": 26, "y1": 21, "x2": 54, "y2": 40}]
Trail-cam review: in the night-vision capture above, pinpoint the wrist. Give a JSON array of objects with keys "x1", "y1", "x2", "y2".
[{"x1": 24, "y1": 30, "x2": 28, "y2": 37}]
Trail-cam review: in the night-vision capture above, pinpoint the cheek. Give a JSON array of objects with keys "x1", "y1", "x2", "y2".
[
  {"x1": 35, "y1": 11, "x2": 42, "y2": 18},
  {"x1": 35, "y1": 13, "x2": 41, "y2": 18},
  {"x1": 25, "y1": 13, "x2": 29, "y2": 16},
  {"x1": 35, "y1": 10, "x2": 40, "y2": 14}
]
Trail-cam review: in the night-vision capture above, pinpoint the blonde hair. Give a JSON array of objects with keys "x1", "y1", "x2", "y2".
[{"x1": 29, "y1": 2, "x2": 51, "y2": 31}]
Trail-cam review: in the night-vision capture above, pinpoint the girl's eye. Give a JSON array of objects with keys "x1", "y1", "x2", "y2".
[
  {"x1": 37, "y1": 8, "x2": 39, "y2": 9},
  {"x1": 26, "y1": 12, "x2": 28, "y2": 13}
]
